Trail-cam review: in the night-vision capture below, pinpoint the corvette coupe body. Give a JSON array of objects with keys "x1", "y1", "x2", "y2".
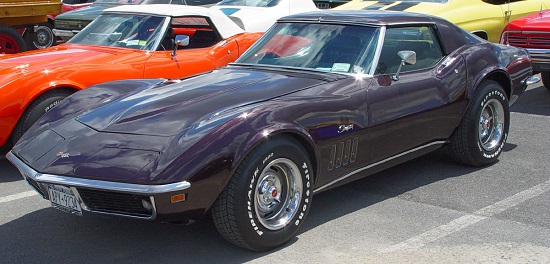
[
  {"x1": 336, "y1": 0, "x2": 550, "y2": 43},
  {"x1": 500, "y1": 9, "x2": 550, "y2": 90},
  {"x1": 210, "y1": 0, "x2": 318, "y2": 32},
  {"x1": 0, "y1": 4, "x2": 261, "y2": 148},
  {"x1": 8, "y1": 10, "x2": 538, "y2": 251}
]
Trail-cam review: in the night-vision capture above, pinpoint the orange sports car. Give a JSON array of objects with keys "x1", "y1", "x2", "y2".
[{"x1": 0, "y1": 4, "x2": 261, "y2": 148}]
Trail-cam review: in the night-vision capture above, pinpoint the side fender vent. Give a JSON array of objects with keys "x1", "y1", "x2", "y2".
[{"x1": 328, "y1": 137, "x2": 359, "y2": 171}]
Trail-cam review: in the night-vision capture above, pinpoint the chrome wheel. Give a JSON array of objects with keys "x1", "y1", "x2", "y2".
[
  {"x1": 254, "y1": 158, "x2": 303, "y2": 230},
  {"x1": 478, "y1": 98, "x2": 505, "y2": 152}
]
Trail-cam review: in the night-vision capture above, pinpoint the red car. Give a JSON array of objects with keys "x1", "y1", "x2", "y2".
[{"x1": 501, "y1": 9, "x2": 550, "y2": 90}]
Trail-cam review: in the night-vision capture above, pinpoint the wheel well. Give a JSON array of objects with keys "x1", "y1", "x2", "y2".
[
  {"x1": 482, "y1": 71, "x2": 512, "y2": 100},
  {"x1": 10, "y1": 87, "x2": 78, "y2": 140},
  {"x1": 272, "y1": 132, "x2": 318, "y2": 183}
]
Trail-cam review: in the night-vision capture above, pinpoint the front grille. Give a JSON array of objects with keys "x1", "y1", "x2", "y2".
[
  {"x1": 77, "y1": 188, "x2": 153, "y2": 217},
  {"x1": 506, "y1": 33, "x2": 550, "y2": 48}
]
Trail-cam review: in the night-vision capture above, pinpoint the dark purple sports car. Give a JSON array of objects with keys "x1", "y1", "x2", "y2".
[{"x1": 7, "y1": 10, "x2": 539, "y2": 251}]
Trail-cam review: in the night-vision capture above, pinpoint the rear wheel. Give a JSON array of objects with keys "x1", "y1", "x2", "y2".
[
  {"x1": 12, "y1": 90, "x2": 74, "y2": 145},
  {"x1": 541, "y1": 72, "x2": 550, "y2": 91},
  {"x1": 25, "y1": 23, "x2": 55, "y2": 50},
  {"x1": 211, "y1": 136, "x2": 313, "y2": 251},
  {"x1": 0, "y1": 25, "x2": 27, "y2": 54},
  {"x1": 449, "y1": 80, "x2": 509, "y2": 166}
]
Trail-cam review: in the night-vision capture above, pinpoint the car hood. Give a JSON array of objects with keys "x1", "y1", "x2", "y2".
[
  {"x1": 0, "y1": 45, "x2": 138, "y2": 77},
  {"x1": 506, "y1": 11, "x2": 550, "y2": 31},
  {"x1": 76, "y1": 66, "x2": 336, "y2": 136}
]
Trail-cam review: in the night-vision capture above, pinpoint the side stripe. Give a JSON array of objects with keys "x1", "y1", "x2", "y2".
[
  {"x1": 363, "y1": 2, "x2": 393, "y2": 10},
  {"x1": 385, "y1": 2, "x2": 420, "y2": 11}
]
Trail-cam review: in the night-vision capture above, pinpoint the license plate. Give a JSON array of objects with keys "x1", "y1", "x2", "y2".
[
  {"x1": 48, "y1": 184, "x2": 82, "y2": 216},
  {"x1": 316, "y1": 3, "x2": 330, "y2": 9}
]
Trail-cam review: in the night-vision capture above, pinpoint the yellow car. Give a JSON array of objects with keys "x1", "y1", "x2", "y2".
[{"x1": 336, "y1": 0, "x2": 550, "y2": 43}]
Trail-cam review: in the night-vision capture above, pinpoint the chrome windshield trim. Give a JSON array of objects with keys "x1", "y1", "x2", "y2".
[
  {"x1": 313, "y1": 141, "x2": 447, "y2": 193},
  {"x1": 368, "y1": 26, "x2": 386, "y2": 76},
  {"x1": 6, "y1": 151, "x2": 191, "y2": 194}
]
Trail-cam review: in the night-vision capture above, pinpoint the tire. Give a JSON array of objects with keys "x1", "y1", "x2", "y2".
[
  {"x1": 541, "y1": 72, "x2": 550, "y2": 91},
  {"x1": 25, "y1": 23, "x2": 55, "y2": 50},
  {"x1": 449, "y1": 80, "x2": 509, "y2": 166},
  {"x1": 0, "y1": 25, "x2": 27, "y2": 54},
  {"x1": 12, "y1": 90, "x2": 74, "y2": 145},
  {"x1": 211, "y1": 136, "x2": 313, "y2": 251}
]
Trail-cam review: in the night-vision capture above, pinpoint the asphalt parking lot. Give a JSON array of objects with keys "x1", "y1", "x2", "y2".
[{"x1": 1, "y1": 82, "x2": 549, "y2": 263}]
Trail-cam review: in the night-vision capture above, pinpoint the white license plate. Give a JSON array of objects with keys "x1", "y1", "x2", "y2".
[{"x1": 48, "y1": 184, "x2": 82, "y2": 216}]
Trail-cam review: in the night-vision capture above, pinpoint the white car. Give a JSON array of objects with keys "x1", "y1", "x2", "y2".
[{"x1": 210, "y1": 0, "x2": 318, "y2": 32}]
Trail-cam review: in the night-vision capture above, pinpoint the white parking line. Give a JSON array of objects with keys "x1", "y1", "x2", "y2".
[
  {"x1": 380, "y1": 179, "x2": 550, "y2": 252},
  {"x1": 0, "y1": 191, "x2": 38, "y2": 204}
]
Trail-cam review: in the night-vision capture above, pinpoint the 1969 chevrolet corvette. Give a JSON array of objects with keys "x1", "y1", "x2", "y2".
[{"x1": 8, "y1": 10, "x2": 539, "y2": 251}]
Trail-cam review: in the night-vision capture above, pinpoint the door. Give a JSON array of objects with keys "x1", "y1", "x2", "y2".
[
  {"x1": 367, "y1": 25, "x2": 467, "y2": 163},
  {"x1": 142, "y1": 16, "x2": 241, "y2": 79}
]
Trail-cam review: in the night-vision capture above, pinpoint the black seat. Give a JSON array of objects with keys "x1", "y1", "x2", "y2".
[
  {"x1": 158, "y1": 28, "x2": 175, "y2": 51},
  {"x1": 187, "y1": 30, "x2": 218, "y2": 49}
]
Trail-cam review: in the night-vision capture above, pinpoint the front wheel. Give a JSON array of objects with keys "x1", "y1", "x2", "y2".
[
  {"x1": 449, "y1": 80, "x2": 509, "y2": 166},
  {"x1": 211, "y1": 136, "x2": 313, "y2": 251},
  {"x1": 12, "y1": 90, "x2": 73, "y2": 145},
  {"x1": 541, "y1": 72, "x2": 550, "y2": 91}
]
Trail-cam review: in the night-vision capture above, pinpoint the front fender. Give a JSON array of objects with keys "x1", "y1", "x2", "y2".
[{"x1": 153, "y1": 101, "x2": 319, "y2": 216}]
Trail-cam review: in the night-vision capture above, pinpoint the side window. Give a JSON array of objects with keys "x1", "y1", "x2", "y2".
[
  {"x1": 170, "y1": 17, "x2": 221, "y2": 49},
  {"x1": 376, "y1": 26, "x2": 444, "y2": 75}
]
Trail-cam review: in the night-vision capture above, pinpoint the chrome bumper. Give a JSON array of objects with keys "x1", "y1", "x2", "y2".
[
  {"x1": 52, "y1": 29, "x2": 80, "y2": 38},
  {"x1": 6, "y1": 151, "x2": 191, "y2": 220},
  {"x1": 526, "y1": 48, "x2": 550, "y2": 72}
]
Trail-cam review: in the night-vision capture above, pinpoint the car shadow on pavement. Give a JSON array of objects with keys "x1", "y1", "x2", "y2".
[
  {"x1": 0, "y1": 157, "x2": 22, "y2": 183},
  {"x1": 511, "y1": 84, "x2": 550, "y2": 116},
  {"x1": 0, "y1": 150, "x2": 487, "y2": 263}
]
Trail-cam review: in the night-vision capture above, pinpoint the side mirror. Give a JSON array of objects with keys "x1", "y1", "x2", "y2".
[
  {"x1": 172, "y1": 35, "x2": 190, "y2": 56},
  {"x1": 392, "y1": 50, "x2": 416, "y2": 81}
]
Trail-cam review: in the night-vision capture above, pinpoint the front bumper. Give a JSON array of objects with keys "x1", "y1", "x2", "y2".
[
  {"x1": 526, "y1": 48, "x2": 550, "y2": 72},
  {"x1": 52, "y1": 29, "x2": 80, "y2": 42},
  {"x1": 6, "y1": 151, "x2": 191, "y2": 220}
]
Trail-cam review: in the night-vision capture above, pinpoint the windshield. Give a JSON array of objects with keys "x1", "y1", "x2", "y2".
[
  {"x1": 68, "y1": 14, "x2": 167, "y2": 51},
  {"x1": 236, "y1": 23, "x2": 381, "y2": 74},
  {"x1": 216, "y1": 0, "x2": 281, "y2": 7}
]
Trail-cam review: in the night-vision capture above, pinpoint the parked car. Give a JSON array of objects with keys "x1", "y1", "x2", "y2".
[
  {"x1": 500, "y1": 9, "x2": 550, "y2": 90},
  {"x1": 61, "y1": 0, "x2": 97, "y2": 13},
  {"x1": 7, "y1": 10, "x2": 538, "y2": 251},
  {"x1": 313, "y1": 0, "x2": 349, "y2": 9},
  {"x1": 53, "y1": 0, "x2": 220, "y2": 42},
  {"x1": 336, "y1": 0, "x2": 550, "y2": 43},
  {"x1": 0, "y1": 4, "x2": 261, "y2": 149},
  {"x1": 210, "y1": 0, "x2": 318, "y2": 32},
  {"x1": 0, "y1": 0, "x2": 61, "y2": 54}
]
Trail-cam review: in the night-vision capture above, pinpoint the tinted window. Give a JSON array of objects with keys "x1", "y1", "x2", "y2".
[
  {"x1": 376, "y1": 26, "x2": 444, "y2": 74},
  {"x1": 237, "y1": 22, "x2": 380, "y2": 74}
]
